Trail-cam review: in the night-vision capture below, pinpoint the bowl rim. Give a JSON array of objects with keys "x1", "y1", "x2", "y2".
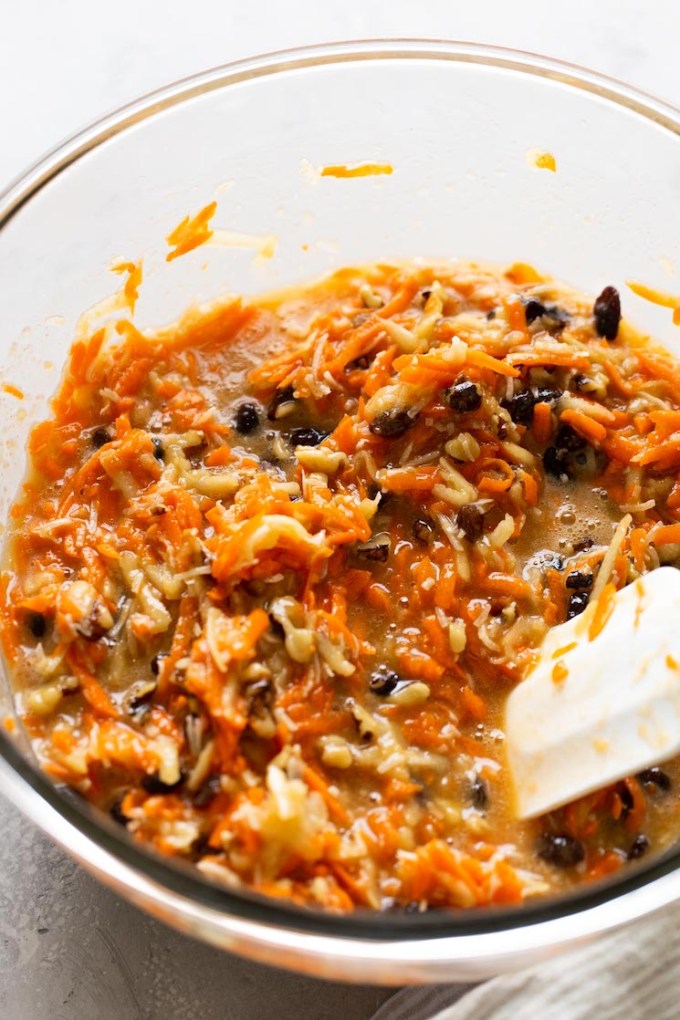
[{"x1": 3, "y1": 38, "x2": 680, "y2": 969}]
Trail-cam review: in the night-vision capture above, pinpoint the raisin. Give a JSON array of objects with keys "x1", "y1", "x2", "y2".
[
  {"x1": 544, "y1": 446, "x2": 570, "y2": 479},
  {"x1": 470, "y1": 775, "x2": 489, "y2": 810},
  {"x1": 522, "y1": 297, "x2": 548, "y2": 323},
  {"x1": 290, "y1": 426, "x2": 329, "y2": 447},
  {"x1": 567, "y1": 591, "x2": 590, "y2": 619},
  {"x1": 594, "y1": 286, "x2": 621, "y2": 341},
  {"x1": 151, "y1": 436, "x2": 165, "y2": 461},
  {"x1": 566, "y1": 570, "x2": 594, "y2": 590},
  {"x1": 534, "y1": 386, "x2": 562, "y2": 405},
  {"x1": 572, "y1": 372, "x2": 598, "y2": 394},
  {"x1": 150, "y1": 652, "x2": 168, "y2": 676},
  {"x1": 617, "y1": 781, "x2": 634, "y2": 816},
  {"x1": 369, "y1": 409, "x2": 416, "y2": 438},
  {"x1": 91, "y1": 426, "x2": 112, "y2": 449},
  {"x1": 269, "y1": 615, "x2": 285, "y2": 639},
  {"x1": 356, "y1": 535, "x2": 391, "y2": 562},
  {"x1": 141, "y1": 772, "x2": 184, "y2": 794},
  {"x1": 457, "y1": 504, "x2": 484, "y2": 543},
  {"x1": 109, "y1": 795, "x2": 129, "y2": 826},
  {"x1": 637, "y1": 767, "x2": 672, "y2": 792},
  {"x1": 26, "y1": 612, "x2": 47, "y2": 639},
  {"x1": 347, "y1": 353, "x2": 371, "y2": 370},
  {"x1": 520, "y1": 296, "x2": 570, "y2": 330},
  {"x1": 486, "y1": 308, "x2": 497, "y2": 320},
  {"x1": 573, "y1": 536, "x2": 594, "y2": 552},
  {"x1": 542, "y1": 305, "x2": 570, "y2": 330},
  {"x1": 369, "y1": 667, "x2": 401, "y2": 696},
  {"x1": 413, "y1": 518, "x2": 435, "y2": 545},
  {"x1": 193, "y1": 775, "x2": 222, "y2": 809},
  {"x1": 504, "y1": 389, "x2": 536, "y2": 426},
  {"x1": 448, "y1": 379, "x2": 482, "y2": 413},
  {"x1": 628, "y1": 834, "x2": 650, "y2": 860},
  {"x1": 268, "y1": 385, "x2": 297, "y2": 420},
  {"x1": 555, "y1": 424, "x2": 586, "y2": 452},
  {"x1": 538, "y1": 833, "x2": 585, "y2": 868},
  {"x1": 234, "y1": 402, "x2": 260, "y2": 435}
]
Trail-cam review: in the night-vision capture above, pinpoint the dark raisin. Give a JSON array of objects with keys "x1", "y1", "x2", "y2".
[
  {"x1": 413, "y1": 518, "x2": 435, "y2": 545},
  {"x1": 617, "y1": 781, "x2": 634, "y2": 816},
  {"x1": 555, "y1": 424, "x2": 586, "y2": 451},
  {"x1": 572, "y1": 372, "x2": 597, "y2": 394},
  {"x1": 151, "y1": 436, "x2": 165, "y2": 461},
  {"x1": 486, "y1": 308, "x2": 497, "y2": 320},
  {"x1": 504, "y1": 389, "x2": 536, "y2": 426},
  {"x1": 470, "y1": 776, "x2": 488, "y2": 810},
  {"x1": 268, "y1": 385, "x2": 296, "y2": 421},
  {"x1": 534, "y1": 386, "x2": 562, "y2": 405},
  {"x1": 290, "y1": 426, "x2": 329, "y2": 447},
  {"x1": 129, "y1": 682, "x2": 157, "y2": 711},
  {"x1": 26, "y1": 612, "x2": 47, "y2": 639},
  {"x1": 369, "y1": 667, "x2": 401, "y2": 696},
  {"x1": 544, "y1": 446, "x2": 571, "y2": 479},
  {"x1": 628, "y1": 834, "x2": 650, "y2": 860},
  {"x1": 356, "y1": 535, "x2": 391, "y2": 562},
  {"x1": 234, "y1": 402, "x2": 260, "y2": 435},
  {"x1": 522, "y1": 297, "x2": 548, "y2": 323},
  {"x1": 637, "y1": 767, "x2": 672, "y2": 792},
  {"x1": 194, "y1": 775, "x2": 222, "y2": 809},
  {"x1": 542, "y1": 305, "x2": 570, "y2": 330},
  {"x1": 347, "y1": 353, "x2": 371, "y2": 370},
  {"x1": 573, "y1": 536, "x2": 594, "y2": 552},
  {"x1": 269, "y1": 615, "x2": 285, "y2": 639},
  {"x1": 245, "y1": 678, "x2": 272, "y2": 714},
  {"x1": 457, "y1": 503, "x2": 484, "y2": 543},
  {"x1": 594, "y1": 286, "x2": 621, "y2": 341},
  {"x1": 538, "y1": 833, "x2": 585, "y2": 868},
  {"x1": 150, "y1": 653, "x2": 168, "y2": 676},
  {"x1": 570, "y1": 591, "x2": 591, "y2": 620},
  {"x1": 448, "y1": 379, "x2": 482, "y2": 413},
  {"x1": 567, "y1": 591, "x2": 590, "y2": 619},
  {"x1": 91, "y1": 426, "x2": 112, "y2": 449},
  {"x1": 369, "y1": 409, "x2": 416, "y2": 438},
  {"x1": 109, "y1": 795, "x2": 129, "y2": 826},
  {"x1": 141, "y1": 772, "x2": 184, "y2": 794},
  {"x1": 566, "y1": 570, "x2": 594, "y2": 590}
]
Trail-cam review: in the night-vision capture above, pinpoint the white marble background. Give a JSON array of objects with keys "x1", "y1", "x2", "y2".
[{"x1": 1, "y1": 1, "x2": 679, "y2": 1017}]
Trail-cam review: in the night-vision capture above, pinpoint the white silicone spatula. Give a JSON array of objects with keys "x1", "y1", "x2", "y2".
[{"x1": 505, "y1": 566, "x2": 680, "y2": 819}]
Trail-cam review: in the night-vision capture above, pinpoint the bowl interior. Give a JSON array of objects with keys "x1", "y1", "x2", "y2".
[{"x1": 2, "y1": 42, "x2": 680, "y2": 936}]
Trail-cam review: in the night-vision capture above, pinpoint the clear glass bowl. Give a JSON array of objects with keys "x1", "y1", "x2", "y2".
[{"x1": 2, "y1": 40, "x2": 680, "y2": 984}]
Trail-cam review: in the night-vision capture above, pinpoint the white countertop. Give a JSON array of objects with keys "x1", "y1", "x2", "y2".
[{"x1": 1, "y1": 2, "x2": 679, "y2": 1017}]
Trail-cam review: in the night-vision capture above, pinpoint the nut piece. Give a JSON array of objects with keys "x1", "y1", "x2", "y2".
[{"x1": 388, "y1": 681, "x2": 430, "y2": 706}]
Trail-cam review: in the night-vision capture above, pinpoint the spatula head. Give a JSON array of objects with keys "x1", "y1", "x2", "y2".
[{"x1": 505, "y1": 566, "x2": 680, "y2": 819}]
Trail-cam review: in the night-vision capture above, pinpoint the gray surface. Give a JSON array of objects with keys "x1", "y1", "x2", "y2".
[{"x1": 0, "y1": 793, "x2": 394, "y2": 1019}]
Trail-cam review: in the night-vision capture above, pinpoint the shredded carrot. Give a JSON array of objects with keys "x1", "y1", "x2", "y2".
[
  {"x1": 651, "y1": 523, "x2": 680, "y2": 545},
  {"x1": 321, "y1": 162, "x2": 393, "y2": 178},
  {"x1": 560, "y1": 408, "x2": 607, "y2": 445},
  {"x1": 166, "y1": 201, "x2": 218, "y2": 261}
]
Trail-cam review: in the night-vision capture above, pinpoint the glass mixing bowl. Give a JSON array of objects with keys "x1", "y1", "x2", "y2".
[{"x1": 2, "y1": 40, "x2": 680, "y2": 985}]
